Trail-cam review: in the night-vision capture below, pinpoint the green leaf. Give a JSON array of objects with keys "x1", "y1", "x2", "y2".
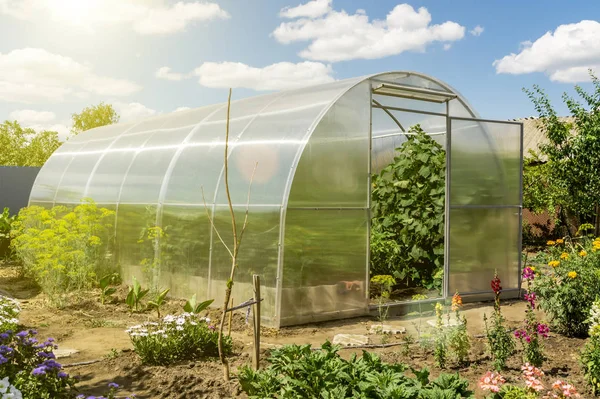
[{"x1": 195, "y1": 299, "x2": 214, "y2": 314}]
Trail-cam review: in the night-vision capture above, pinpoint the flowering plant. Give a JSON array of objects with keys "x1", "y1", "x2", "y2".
[
  {"x1": 0, "y1": 296, "x2": 20, "y2": 332},
  {"x1": 484, "y1": 271, "x2": 515, "y2": 370},
  {"x1": 532, "y1": 236, "x2": 600, "y2": 337},
  {"x1": 0, "y1": 329, "x2": 77, "y2": 398},
  {"x1": 515, "y1": 268, "x2": 547, "y2": 367},
  {"x1": 0, "y1": 377, "x2": 22, "y2": 399},
  {"x1": 545, "y1": 380, "x2": 581, "y2": 398},
  {"x1": 126, "y1": 312, "x2": 231, "y2": 365},
  {"x1": 76, "y1": 382, "x2": 136, "y2": 399},
  {"x1": 447, "y1": 292, "x2": 470, "y2": 365}
]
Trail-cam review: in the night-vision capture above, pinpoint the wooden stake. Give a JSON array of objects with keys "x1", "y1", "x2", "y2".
[
  {"x1": 227, "y1": 296, "x2": 233, "y2": 337},
  {"x1": 252, "y1": 274, "x2": 261, "y2": 370}
]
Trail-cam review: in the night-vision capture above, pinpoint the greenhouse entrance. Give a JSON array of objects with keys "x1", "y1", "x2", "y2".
[
  {"x1": 368, "y1": 74, "x2": 523, "y2": 311},
  {"x1": 29, "y1": 71, "x2": 523, "y2": 328}
]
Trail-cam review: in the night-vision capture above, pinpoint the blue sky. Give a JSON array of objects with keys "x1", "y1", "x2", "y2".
[{"x1": 0, "y1": 0, "x2": 598, "y2": 138}]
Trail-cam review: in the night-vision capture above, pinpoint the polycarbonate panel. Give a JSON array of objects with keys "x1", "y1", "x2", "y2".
[
  {"x1": 85, "y1": 132, "x2": 154, "y2": 202},
  {"x1": 371, "y1": 108, "x2": 446, "y2": 174},
  {"x1": 287, "y1": 82, "x2": 370, "y2": 208},
  {"x1": 54, "y1": 143, "x2": 103, "y2": 203},
  {"x1": 208, "y1": 206, "x2": 280, "y2": 325},
  {"x1": 118, "y1": 128, "x2": 192, "y2": 204},
  {"x1": 29, "y1": 155, "x2": 76, "y2": 203},
  {"x1": 448, "y1": 207, "x2": 520, "y2": 294},
  {"x1": 281, "y1": 209, "x2": 368, "y2": 325},
  {"x1": 214, "y1": 79, "x2": 364, "y2": 206},
  {"x1": 159, "y1": 205, "x2": 211, "y2": 300},
  {"x1": 115, "y1": 204, "x2": 156, "y2": 285},
  {"x1": 450, "y1": 120, "x2": 522, "y2": 206},
  {"x1": 387, "y1": 74, "x2": 450, "y2": 92}
]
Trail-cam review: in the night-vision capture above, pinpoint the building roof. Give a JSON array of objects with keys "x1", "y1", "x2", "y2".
[{"x1": 509, "y1": 116, "x2": 575, "y2": 159}]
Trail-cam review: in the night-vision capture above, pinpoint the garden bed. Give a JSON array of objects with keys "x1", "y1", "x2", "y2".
[{"x1": 0, "y1": 262, "x2": 593, "y2": 398}]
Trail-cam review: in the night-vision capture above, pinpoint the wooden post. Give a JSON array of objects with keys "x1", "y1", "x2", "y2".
[{"x1": 252, "y1": 274, "x2": 261, "y2": 370}]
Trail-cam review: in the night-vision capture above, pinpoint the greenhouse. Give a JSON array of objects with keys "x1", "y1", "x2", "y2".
[{"x1": 29, "y1": 71, "x2": 524, "y2": 328}]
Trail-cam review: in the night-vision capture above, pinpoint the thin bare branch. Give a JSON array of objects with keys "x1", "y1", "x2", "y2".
[
  {"x1": 238, "y1": 162, "x2": 258, "y2": 247},
  {"x1": 224, "y1": 88, "x2": 237, "y2": 266},
  {"x1": 201, "y1": 186, "x2": 233, "y2": 259}
]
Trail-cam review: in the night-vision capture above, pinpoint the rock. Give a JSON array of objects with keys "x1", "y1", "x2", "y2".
[
  {"x1": 54, "y1": 348, "x2": 79, "y2": 359},
  {"x1": 369, "y1": 324, "x2": 406, "y2": 335},
  {"x1": 332, "y1": 334, "x2": 369, "y2": 347}
]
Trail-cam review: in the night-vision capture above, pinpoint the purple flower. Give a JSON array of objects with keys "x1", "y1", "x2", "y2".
[
  {"x1": 0, "y1": 355, "x2": 7, "y2": 365},
  {"x1": 0, "y1": 333, "x2": 9, "y2": 340},
  {"x1": 108, "y1": 382, "x2": 120, "y2": 389},
  {"x1": 524, "y1": 292, "x2": 537, "y2": 309},
  {"x1": 522, "y1": 267, "x2": 535, "y2": 281},
  {"x1": 58, "y1": 371, "x2": 68, "y2": 378},
  {"x1": 32, "y1": 366, "x2": 46, "y2": 376},
  {"x1": 537, "y1": 323, "x2": 550, "y2": 338},
  {"x1": 16, "y1": 331, "x2": 28, "y2": 338}
]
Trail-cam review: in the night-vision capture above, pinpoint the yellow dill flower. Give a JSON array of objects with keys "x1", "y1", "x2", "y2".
[
  {"x1": 547, "y1": 240, "x2": 556, "y2": 246},
  {"x1": 580, "y1": 250, "x2": 588, "y2": 257},
  {"x1": 556, "y1": 238, "x2": 564, "y2": 244},
  {"x1": 568, "y1": 271, "x2": 577, "y2": 279},
  {"x1": 549, "y1": 260, "x2": 560, "y2": 268},
  {"x1": 560, "y1": 252, "x2": 569, "y2": 260}
]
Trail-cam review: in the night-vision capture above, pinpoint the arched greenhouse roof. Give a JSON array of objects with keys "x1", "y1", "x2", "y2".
[{"x1": 30, "y1": 71, "x2": 478, "y2": 209}]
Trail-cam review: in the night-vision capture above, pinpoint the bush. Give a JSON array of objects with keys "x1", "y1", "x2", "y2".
[
  {"x1": 0, "y1": 207, "x2": 16, "y2": 258},
  {"x1": 0, "y1": 329, "x2": 76, "y2": 398},
  {"x1": 126, "y1": 312, "x2": 230, "y2": 365},
  {"x1": 371, "y1": 125, "x2": 445, "y2": 291},
  {"x1": 238, "y1": 341, "x2": 474, "y2": 398},
  {"x1": 0, "y1": 295, "x2": 20, "y2": 332},
  {"x1": 532, "y1": 238, "x2": 600, "y2": 337},
  {"x1": 10, "y1": 200, "x2": 115, "y2": 297}
]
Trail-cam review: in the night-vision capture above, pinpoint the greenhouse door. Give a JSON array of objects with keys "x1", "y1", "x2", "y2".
[{"x1": 446, "y1": 117, "x2": 523, "y2": 298}]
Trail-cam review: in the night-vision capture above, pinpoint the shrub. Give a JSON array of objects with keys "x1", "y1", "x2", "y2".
[
  {"x1": 0, "y1": 207, "x2": 16, "y2": 258},
  {"x1": 0, "y1": 329, "x2": 77, "y2": 398},
  {"x1": 0, "y1": 295, "x2": 20, "y2": 332},
  {"x1": 581, "y1": 299, "x2": 600, "y2": 395},
  {"x1": 371, "y1": 125, "x2": 445, "y2": 292},
  {"x1": 126, "y1": 312, "x2": 230, "y2": 365},
  {"x1": 532, "y1": 237, "x2": 600, "y2": 337},
  {"x1": 11, "y1": 200, "x2": 115, "y2": 297},
  {"x1": 238, "y1": 341, "x2": 474, "y2": 398}
]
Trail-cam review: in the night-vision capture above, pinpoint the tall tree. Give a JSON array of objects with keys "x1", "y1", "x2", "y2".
[
  {"x1": 71, "y1": 102, "x2": 119, "y2": 134},
  {"x1": 525, "y1": 69, "x2": 600, "y2": 233},
  {"x1": 0, "y1": 121, "x2": 62, "y2": 167}
]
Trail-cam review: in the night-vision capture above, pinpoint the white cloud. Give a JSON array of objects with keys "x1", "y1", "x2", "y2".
[
  {"x1": 470, "y1": 25, "x2": 484, "y2": 36},
  {"x1": 0, "y1": 48, "x2": 141, "y2": 104},
  {"x1": 9, "y1": 109, "x2": 56, "y2": 124},
  {"x1": 494, "y1": 20, "x2": 600, "y2": 83},
  {"x1": 443, "y1": 44, "x2": 452, "y2": 51},
  {"x1": 280, "y1": 0, "x2": 331, "y2": 19},
  {"x1": 174, "y1": 106, "x2": 191, "y2": 112},
  {"x1": 0, "y1": 0, "x2": 229, "y2": 35},
  {"x1": 113, "y1": 102, "x2": 158, "y2": 123},
  {"x1": 272, "y1": 3, "x2": 465, "y2": 62},
  {"x1": 193, "y1": 61, "x2": 335, "y2": 90},
  {"x1": 155, "y1": 67, "x2": 185, "y2": 81},
  {"x1": 7, "y1": 109, "x2": 70, "y2": 140}
]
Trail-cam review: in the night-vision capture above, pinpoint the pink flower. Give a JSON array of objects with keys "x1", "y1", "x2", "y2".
[
  {"x1": 522, "y1": 267, "x2": 535, "y2": 281},
  {"x1": 537, "y1": 323, "x2": 550, "y2": 338},
  {"x1": 479, "y1": 371, "x2": 505, "y2": 392}
]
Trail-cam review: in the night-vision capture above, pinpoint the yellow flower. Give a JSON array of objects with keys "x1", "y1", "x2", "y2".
[
  {"x1": 560, "y1": 252, "x2": 569, "y2": 260},
  {"x1": 547, "y1": 240, "x2": 556, "y2": 246},
  {"x1": 530, "y1": 266, "x2": 536, "y2": 272},
  {"x1": 451, "y1": 292, "x2": 463, "y2": 312},
  {"x1": 556, "y1": 238, "x2": 564, "y2": 244},
  {"x1": 568, "y1": 271, "x2": 577, "y2": 279},
  {"x1": 580, "y1": 250, "x2": 588, "y2": 257},
  {"x1": 549, "y1": 260, "x2": 560, "y2": 268}
]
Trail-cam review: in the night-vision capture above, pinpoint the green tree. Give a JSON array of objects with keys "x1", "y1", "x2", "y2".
[
  {"x1": 0, "y1": 121, "x2": 61, "y2": 167},
  {"x1": 524, "y1": 69, "x2": 600, "y2": 233},
  {"x1": 71, "y1": 102, "x2": 119, "y2": 134}
]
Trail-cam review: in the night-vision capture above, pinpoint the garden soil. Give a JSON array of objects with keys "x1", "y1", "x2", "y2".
[{"x1": 0, "y1": 264, "x2": 591, "y2": 398}]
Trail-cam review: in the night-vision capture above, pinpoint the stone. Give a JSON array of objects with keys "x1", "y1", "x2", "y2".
[
  {"x1": 332, "y1": 334, "x2": 369, "y2": 347},
  {"x1": 54, "y1": 348, "x2": 79, "y2": 359},
  {"x1": 369, "y1": 324, "x2": 406, "y2": 335}
]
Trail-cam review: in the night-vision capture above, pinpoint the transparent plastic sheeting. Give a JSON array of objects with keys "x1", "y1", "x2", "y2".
[
  {"x1": 448, "y1": 120, "x2": 523, "y2": 294},
  {"x1": 28, "y1": 71, "x2": 520, "y2": 327}
]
